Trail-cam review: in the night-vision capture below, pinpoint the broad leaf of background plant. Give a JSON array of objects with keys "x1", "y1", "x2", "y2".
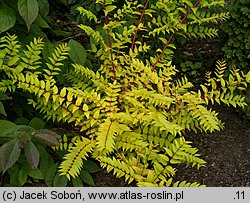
[
  {"x1": 72, "y1": 176, "x2": 83, "y2": 187},
  {"x1": 9, "y1": 164, "x2": 20, "y2": 186},
  {"x1": 80, "y1": 170, "x2": 95, "y2": 186},
  {"x1": 24, "y1": 141, "x2": 40, "y2": 168},
  {"x1": 45, "y1": 163, "x2": 58, "y2": 186},
  {"x1": 37, "y1": 144, "x2": 54, "y2": 178},
  {"x1": 82, "y1": 160, "x2": 101, "y2": 173},
  {"x1": 42, "y1": 42, "x2": 55, "y2": 62},
  {"x1": 0, "y1": 4, "x2": 16, "y2": 33},
  {"x1": 0, "y1": 102, "x2": 7, "y2": 116},
  {"x1": 57, "y1": 0, "x2": 68, "y2": 6},
  {"x1": 37, "y1": 0, "x2": 49, "y2": 17},
  {"x1": 0, "y1": 120, "x2": 17, "y2": 137},
  {"x1": 0, "y1": 139, "x2": 21, "y2": 173},
  {"x1": 68, "y1": 39, "x2": 87, "y2": 65},
  {"x1": 53, "y1": 173, "x2": 68, "y2": 186},
  {"x1": 27, "y1": 167, "x2": 43, "y2": 179},
  {"x1": 18, "y1": 0, "x2": 39, "y2": 32},
  {"x1": 18, "y1": 167, "x2": 28, "y2": 186},
  {"x1": 0, "y1": 93, "x2": 11, "y2": 100},
  {"x1": 34, "y1": 14, "x2": 51, "y2": 29},
  {"x1": 34, "y1": 129, "x2": 60, "y2": 146},
  {"x1": 28, "y1": 117, "x2": 46, "y2": 130}
]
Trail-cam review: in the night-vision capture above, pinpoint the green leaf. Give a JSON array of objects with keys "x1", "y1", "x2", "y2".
[
  {"x1": 15, "y1": 125, "x2": 35, "y2": 135},
  {"x1": 80, "y1": 170, "x2": 95, "y2": 186},
  {"x1": 42, "y1": 42, "x2": 55, "y2": 62},
  {"x1": 0, "y1": 139, "x2": 21, "y2": 173},
  {"x1": 53, "y1": 173, "x2": 68, "y2": 186},
  {"x1": 159, "y1": 37, "x2": 168, "y2": 44},
  {"x1": 34, "y1": 129, "x2": 60, "y2": 146},
  {"x1": 28, "y1": 117, "x2": 45, "y2": 129},
  {"x1": 192, "y1": 7, "x2": 198, "y2": 14},
  {"x1": 68, "y1": 0, "x2": 77, "y2": 5},
  {"x1": 246, "y1": 71, "x2": 250, "y2": 83},
  {"x1": 24, "y1": 141, "x2": 40, "y2": 168},
  {"x1": 18, "y1": 133, "x2": 30, "y2": 149},
  {"x1": 53, "y1": 30, "x2": 71, "y2": 37},
  {"x1": 72, "y1": 176, "x2": 84, "y2": 187},
  {"x1": 83, "y1": 160, "x2": 101, "y2": 173},
  {"x1": 18, "y1": 0, "x2": 39, "y2": 31},
  {"x1": 83, "y1": 104, "x2": 88, "y2": 111},
  {"x1": 181, "y1": 24, "x2": 187, "y2": 32},
  {"x1": 0, "y1": 120, "x2": 17, "y2": 136},
  {"x1": 37, "y1": 144, "x2": 53, "y2": 178},
  {"x1": 104, "y1": 5, "x2": 116, "y2": 16},
  {"x1": 149, "y1": 0, "x2": 159, "y2": 7},
  {"x1": 68, "y1": 39, "x2": 87, "y2": 65},
  {"x1": 27, "y1": 167, "x2": 43, "y2": 179},
  {"x1": 164, "y1": 49, "x2": 174, "y2": 55},
  {"x1": 37, "y1": 0, "x2": 49, "y2": 17},
  {"x1": 0, "y1": 102, "x2": 7, "y2": 116},
  {"x1": 14, "y1": 117, "x2": 29, "y2": 125},
  {"x1": 9, "y1": 165, "x2": 20, "y2": 186},
  {"x1": 0, "y1": 5, "x2": 16, "y2": 33},
  {"x1": 18, "y1": 167, "x2": 28, "y2": 186},
  {"x1": 0, "y1": 93, "x2": 11, "y2": 100},
  {"x1": 188, "y1": 14, "x2": 197, "y2": 21},
  {"x1": 45, "y1": 163, "x2": 58, "y2": 186},
  {"x1": 34, "y1": 14, "x2": 51, "y2": 29},
  {"x1": 96, "y1": 3, "x2": 103, "y2": 11},
  {"x1": 57, "y1": 0, "x2": 68, "y2": 6},
  {"x1": 43, "y1": 92, "x2": 50, "y2": 104}
]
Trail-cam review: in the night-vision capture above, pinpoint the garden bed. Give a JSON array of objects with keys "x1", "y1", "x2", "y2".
[{"x1": 93, "y1": 106, "x2": 250, "y2": 187}]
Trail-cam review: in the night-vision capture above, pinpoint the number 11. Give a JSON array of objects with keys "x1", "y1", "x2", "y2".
[{"x1": 236, "y1": 191, "x2": 245, "y2": 200}]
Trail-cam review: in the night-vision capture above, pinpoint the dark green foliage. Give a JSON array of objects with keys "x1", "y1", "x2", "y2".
[
  {"x1": 0, "y1": 117, "x2": 59, "y2": 186},
  {"x1": 180, "y1": 61, "x2": 203, "y2": 76},
  {"x1": 221, "y1": 0, "x2": 250, "y2": 118},
  {"x1": 0, "y1": 0, "x2": 47, "y2": 37},
  {"x1": 0, "y1": 118, "x2": 100, "y2": 186},
  {"x1": 222, "y1": 0, "x2": 250, "y2": 69},
  {"x1": 7, "y1": 159, "x2": 44, "y2": 186},
  {"x1": 0, "y1": 119, "x2": 60, "y2": 172}
]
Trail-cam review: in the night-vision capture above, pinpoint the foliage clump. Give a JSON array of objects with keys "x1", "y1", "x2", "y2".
[
  {"x1": 222, "y1": 0, "x2": 250, "y2": 69},
  {"x1": 221, "y1": 0, "x2": 250, "y2": 119}
]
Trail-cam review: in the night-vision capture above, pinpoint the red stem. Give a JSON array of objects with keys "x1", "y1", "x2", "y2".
[
  {"x1": 131, "y1": 0, "x2": 150, "y2": 50},
  {"x1": 151, "y1": 0, "x2": 202, "y2": 71},
  {"x1": 104, "y1": 1, "x2": 116, "y2": 80}
]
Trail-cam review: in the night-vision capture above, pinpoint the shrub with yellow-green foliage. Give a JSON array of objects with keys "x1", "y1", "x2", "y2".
[{"x1": 1, "y1": 0, "x2": 249, "y2": 187}]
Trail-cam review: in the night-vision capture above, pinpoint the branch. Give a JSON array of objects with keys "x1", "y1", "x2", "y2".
[
  {"x1": 104, "y1": 1, "x2": 116, "y2": 80},
  {"x1": 131, "y1": 0, "x2": 150, "y2": 50},
  {"x1": 151, "y1": 0, "x2": 202, "y2": 71}
]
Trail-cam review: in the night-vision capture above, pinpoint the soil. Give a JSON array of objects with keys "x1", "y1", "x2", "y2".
[{"x1": 93, "y1": 106, "x2": 250, "y2": 187}]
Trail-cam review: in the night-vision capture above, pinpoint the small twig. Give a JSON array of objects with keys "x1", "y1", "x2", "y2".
[
  {"x1": 104, "y1": 1, "x2": 116, "y2": 80},
  {"x1": 131, "y1": 0, "x2": 150, "y2": 50},
  {"x1": 151, "y1": 0, "x2": 202, "y2": 71},
  {"x1": 58, "y1": 33, "x2": 85, "y2": 42}
]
